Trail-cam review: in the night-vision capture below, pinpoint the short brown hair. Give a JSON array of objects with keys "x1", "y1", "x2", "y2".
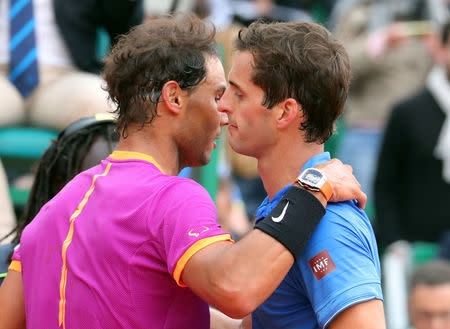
[
  {"x1": 235, "y1": 21, "x2": 350, "y2": 143},
  {"x1": 103, "y1": 14, "x2": 219, "y2": 136},
  {"x1": 410, "y1": 260, "x2": 450, "y2": 291}
]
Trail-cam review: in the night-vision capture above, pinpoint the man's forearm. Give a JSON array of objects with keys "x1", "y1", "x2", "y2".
[{"x1": 183, "y1": 187, "x2": 326, "y2": 318}]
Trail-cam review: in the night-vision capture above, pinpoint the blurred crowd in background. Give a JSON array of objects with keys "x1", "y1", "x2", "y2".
[{"x1": 0, "y1": 0, "x2": 449, "y2": 328}]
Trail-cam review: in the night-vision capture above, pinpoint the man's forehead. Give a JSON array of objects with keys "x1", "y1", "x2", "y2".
[
  {"x1": 204, "y1": 56, "x2": 227, "y2": 88},
  {"x1": 412, "y1": 283, "x2": 450, "y2": 299},
  {"x1": 230, "y1": 51, "x2": 254, "y2": 71},
  {"x1": 228, "y1": 51, "x2": 260, "y2": 92}
]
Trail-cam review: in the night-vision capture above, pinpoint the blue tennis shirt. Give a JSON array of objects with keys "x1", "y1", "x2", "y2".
[{"x1": 253, "y1": 152, "x2": 383, "y2": 329}]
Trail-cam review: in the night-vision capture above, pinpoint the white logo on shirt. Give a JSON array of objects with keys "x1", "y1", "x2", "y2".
[{"x1": 271, "y1": 201, "x2": 289, "y2": 223}]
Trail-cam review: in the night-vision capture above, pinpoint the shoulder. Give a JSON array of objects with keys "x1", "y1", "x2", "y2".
[
  {"x1": 160, "y1": 176, "x2": 212, "y2": 201},
  {"x1": 326, "y1": 201, "x2": 370, "y2": 226},
  {"x1": 47, "y1": 165, "x2": 104, "y2": 203},
  {"x1": 105, "y1": 159, "x2": 212, "y2": 201},
  {"x1": 309, "y1": 201, "x2": 373, "y2": 243},
  {"x1": 148, "y1": 176, "x2": 216, "y2": 217},
  {"x1": 299, "y1": 200, "x2": 378, "y2": 264}
]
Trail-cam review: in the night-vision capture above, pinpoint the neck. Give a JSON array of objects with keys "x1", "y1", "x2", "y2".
[
  {"x1": 115, "y1": 123, "x2": 181, "y2": 176},
  {"x1": 257, "y1": 139, "x2": 324, "y2": 200}
]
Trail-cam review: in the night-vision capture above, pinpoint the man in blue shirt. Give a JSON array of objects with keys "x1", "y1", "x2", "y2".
[
  {"x1": 218, "y1": 20, "x2": 385, "y2": 328},
  {"x1": 252, "y1": 153, "x2": 382, "y2": 328}
]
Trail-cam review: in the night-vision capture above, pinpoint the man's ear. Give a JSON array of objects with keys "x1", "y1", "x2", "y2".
[
  {"x1": 161, "y1": 81, "x2": 184, "y2": 115},
  {"x1": 276, "y1": 98, "x2": 302, "y2": 129}
]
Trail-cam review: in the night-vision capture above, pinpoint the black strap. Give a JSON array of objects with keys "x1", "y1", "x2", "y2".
[{"x1": 255, "y1": 186, "x2": 325, "y2": 260}]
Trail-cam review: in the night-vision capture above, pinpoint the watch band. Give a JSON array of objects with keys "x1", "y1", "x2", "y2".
[
  {"x1": 295, "y1": 171, "x2": 333, "y2": 202},
  {"x1": 319, "y1": 180, "x2": 333, "y2": 201}
]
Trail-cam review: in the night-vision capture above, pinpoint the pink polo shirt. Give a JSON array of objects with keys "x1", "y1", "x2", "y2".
[{"x1": 10, "y1": 151, "x2": 232, "y2": 329}]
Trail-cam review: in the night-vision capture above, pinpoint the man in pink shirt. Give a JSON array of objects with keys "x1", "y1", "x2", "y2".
[
  {"x1": 10, "y1": 150, "x2": 233, "y2": 328},
  {"x1": 0, "y1": 14, "x2": 365, "y2": 329}
]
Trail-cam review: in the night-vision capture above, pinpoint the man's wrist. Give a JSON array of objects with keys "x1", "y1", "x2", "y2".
[
  {"x1": 255, "y1": 186, "x2": 326, "y2": 260},
  {"x1": 295, "y1": 168, "x2": 333, "y2": 203}
]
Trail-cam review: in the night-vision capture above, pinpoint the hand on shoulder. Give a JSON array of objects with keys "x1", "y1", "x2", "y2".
[{"x1": 315, "y1": 159, "x2": 367, "y2": 209}]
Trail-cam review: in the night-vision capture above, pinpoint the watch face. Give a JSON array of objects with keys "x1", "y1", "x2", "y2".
[
  {"x1": 303, "y1": 169, "x2": 322, "y2": 185},
  {"x1": 298, "y1": 168, "x2": 326, "y2": 190}
]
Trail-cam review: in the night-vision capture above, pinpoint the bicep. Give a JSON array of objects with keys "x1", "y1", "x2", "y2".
[
  {"x1": 182, "y1": 240, "x2": 232, "y2": 297},
  {"x1": 328, "y1": 299, "x2": 385, "y2": 329},
  {"x1": 0, "y1": 271, "x2": 26, "y2": 329}
]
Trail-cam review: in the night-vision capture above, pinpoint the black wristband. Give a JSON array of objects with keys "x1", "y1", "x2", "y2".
[{"x1": 255, "y1": 186, "x2": 325, "y2": 260}]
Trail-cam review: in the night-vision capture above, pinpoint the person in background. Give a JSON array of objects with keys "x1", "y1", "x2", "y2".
[
  {"x1": 53, "y1": 0, "x2": 144, "y2": 75},
  {"x1": 332, "y1": 0, "x2": 433, "y2": 203},
  {"x1": 374, "y1": 21, "x2": 450, "y2": 248},
  {"x1": 408, "y1": 260, "x2": 450, "y2": 329},
  {"x1": 0, "y1": 0, "x2": 142, "y2": 130}
]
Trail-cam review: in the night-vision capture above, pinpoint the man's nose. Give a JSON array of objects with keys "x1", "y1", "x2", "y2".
[
  {"x1": 219, "y1": 112, "x2": 228, "y2": 127},
  {"x1": 218, "y1": 94, "x2": 232, "y2": 114}
]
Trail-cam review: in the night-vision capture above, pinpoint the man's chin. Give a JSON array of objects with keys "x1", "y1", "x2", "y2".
[
  {"x1": 189, "y1": 154, "x2": 212, "y2": 168},
  {"x1": 229, "y1": 142, "x2": 249, "y2": 157}
]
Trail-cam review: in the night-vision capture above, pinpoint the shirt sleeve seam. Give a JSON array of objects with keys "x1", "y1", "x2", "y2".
[
  {"x1": 322, "y1": 294, "x2": 383, "y2": 328},
  {"x1": 172, "y1": 234, "x2": 233, "y2": 287},
  {"x1": 316, "y1": 282, "x2": 383, "y2": 328}
]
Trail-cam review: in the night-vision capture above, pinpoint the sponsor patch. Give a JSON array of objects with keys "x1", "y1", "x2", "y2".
[{"x1": 308, "y1": 249, "x2": 336, "y2": 280}]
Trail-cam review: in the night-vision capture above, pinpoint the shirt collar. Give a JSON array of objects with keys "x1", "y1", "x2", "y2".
[
  {"x1": 254, "y1": 152, "x2": 330, "y2": 219},
  {"x1": 108, "y1": 151, "x2": 165, "y2": 174}
]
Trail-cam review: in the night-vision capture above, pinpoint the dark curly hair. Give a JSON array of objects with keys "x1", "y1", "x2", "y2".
[
  {"x1": 103, "y1": 13, "x2": 220, "y2": 137},
  {"x1": 235, "y1": 20, "x2": 351, "y2": 144}
]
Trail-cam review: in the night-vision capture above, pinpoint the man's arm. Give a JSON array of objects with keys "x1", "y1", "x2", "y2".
[
  {"x1": 328, "y1": 299, "x2": 385, "y2": 329},
  {"x1": 183, "y1": 159, "x2": 364, "y2": 318},
  {"x1": 0, "y1": 271, "x2": 26, "y2": 329},
  {"x1": 184, "y1": 229, "x2": 293, "y2": 318}
]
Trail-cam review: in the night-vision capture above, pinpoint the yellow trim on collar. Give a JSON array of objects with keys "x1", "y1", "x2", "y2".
[{"x1": 108, "y1": 151, "x2": 165, "y2": 174}]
